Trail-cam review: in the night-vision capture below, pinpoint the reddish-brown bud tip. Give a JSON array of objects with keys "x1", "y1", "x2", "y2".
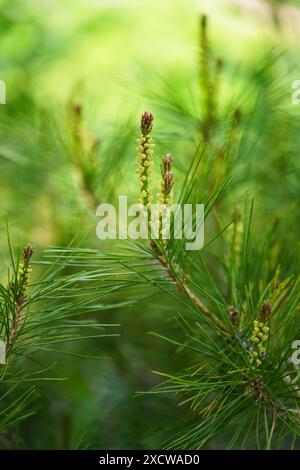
[
  {"x1": 161, "y1": 154, "x2": 173, "y2": 178},
  {"x1": 164, "y1": 171, "x2": 174, "y2": 193},
  {"x1": 163, "y1": 154, "x2": 173, "y2": 166},
  {"x1": 141, "y1": 111, "x2": 153, "y2": 136},
  {"x1": 23, "y1": 244, "x2": 34, "y2": 264},
  {"x1": 228, "y1": 305, "x2": 238, "y2": 326},
  {"x1": 259, "y1": 301, "x2": 271, "y2": 320}
]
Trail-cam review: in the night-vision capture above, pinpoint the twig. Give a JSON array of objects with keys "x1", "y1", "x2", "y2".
[{"x1": 155, "y1": 249, "x2": 229, "y2": 333}]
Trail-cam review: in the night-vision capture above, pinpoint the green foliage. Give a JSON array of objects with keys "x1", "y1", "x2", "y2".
[
  {"x1": 0, "y1": 0, "x2": 300, "y2": 450},
  {"x1": 0, "y1": 236, "x2": 120, "y2": 441}
]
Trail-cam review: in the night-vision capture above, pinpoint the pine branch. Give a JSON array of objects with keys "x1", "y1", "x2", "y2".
[
  {"x1": 138, "y1": 111, "x2": 229, "y2": 333},
  {"x1": 0, "y1": 237, "x2": 120, "y2": 433}
]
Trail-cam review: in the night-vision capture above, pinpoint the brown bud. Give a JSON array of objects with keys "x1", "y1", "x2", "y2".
[
  {"x1": 228, "y1": 305, "x2": 238, "y2": 326},
  {"x1": 161, "y1": 154, "x2": 173, "y2": 178},
  {"x1": 141, "y1": 112, "x2": 153, "y2": 136},
  {"x1": 23, "y1": 244, "x2": 34, "y2": 264},
  {"x1": 150, "y1": 241, "x2": 158, "y2": 252},
  {"x1": 164, "y1": 171, "x2": 174, "y2": 194},
  {"x1": 259, "y1": 301, "x2": 271, "y2": 320}
]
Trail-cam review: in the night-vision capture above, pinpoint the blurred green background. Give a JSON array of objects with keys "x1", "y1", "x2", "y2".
[{"x1": 0, "y1": 0, "x2": 300, "y2": 449}]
